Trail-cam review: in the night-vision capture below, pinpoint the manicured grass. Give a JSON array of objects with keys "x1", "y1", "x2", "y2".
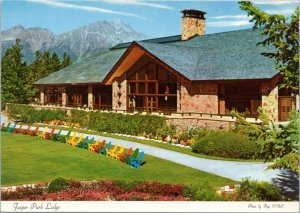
[
  {"x1": 37, "y1": 124, "x2": 263, "y2": 162},
  {"x1": 1, "y1": 132, "x2": 237, "y2": 187}
]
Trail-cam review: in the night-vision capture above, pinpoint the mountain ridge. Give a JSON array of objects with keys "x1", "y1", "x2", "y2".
[{"x1": 1, "y1": 20, "x2": 147, "y2": 63}]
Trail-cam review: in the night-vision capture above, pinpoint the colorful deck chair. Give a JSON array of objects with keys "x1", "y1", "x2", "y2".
[
  {"x1": 59, "y1": 130, "x2": 72, "y2": 143},
  {"x1": 106, "y1": 143, "x2": 119, "y2": 158},
  {"x1": 7, "y1": 123, "x2": 17, "y2": 133},
  {"x1": 70, "y1": 133, "x2": 84, "y2": 147},
  {"x1": 37, "y1": 127, "x2": 48, "y2": 138},
  {"x1": 2, "y1": 122, "x2": 11, "y2": 132},
  {"x1": 21, "y1": 125, "x2": 31, "y2": 135},
  {"x1": 76, "y1": 136, "x2": 89, "y2": 148},
  {"x1": 93, "y1": 139, "x2": 106, "y2": 153},
  {"x1": 100, "y1": 141, "x2": 112, "y2": 155},
  {"x1": 119, "y1": 147, "x2": 133, "y2": 162},
  {"x1": 66, "y1": 132, "x2": 77, "y2": 145},
  {"x1": 125, "y1": 148, "x2": 139, "y2": 164},
  {"x1": 13, "y1": 124, "x2": 23, "y2": 134},
  {"x1": 29, "y1": 127, "x2": 39, "y2": 136},
  {"x1": 112, "y1": 145, "x2": 125, "y2": 160},
  {"x1": 45, "y1": 128, "x2": 55, "y2": 140},
  {"x1": 88, "y1": 138, "x2": 101, "y2": 152},
  {"x1": 83, "y1": 137, "x2": 94, "y2": 149},
  {"x1": 50, "y1": 130, "x2": 62, "y2": 141},
  {"x1": 130, "y1": 151, "x2": 145, "y2": 168},
  {"x1": 1, "y1": 123, "x2": 5, "y2": 129}
]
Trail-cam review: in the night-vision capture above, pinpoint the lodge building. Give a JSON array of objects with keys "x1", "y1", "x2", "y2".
[{"x1": 34, "y1": 9, "x2": 299, "y2": 125}]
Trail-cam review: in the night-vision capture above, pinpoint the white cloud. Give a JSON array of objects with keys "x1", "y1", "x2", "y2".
[
  {"x1": 101, "y1": 0, "x2": 174, "y2": 10},
  {"x1": 265, "y1": 9, "x2": 295, "y2": 15},
  {"x1": 253, "y1": 1, "x2": 297, "y2": 5},
  {"x1": 207, "y1": 20, "x2": 251, "y2": 27},
  {"x1": 27, "y1": 0, "x2": 145, "y2": 18},
  {"x1": 210, "y1": 15, "x2": 249, "y2": 20}
]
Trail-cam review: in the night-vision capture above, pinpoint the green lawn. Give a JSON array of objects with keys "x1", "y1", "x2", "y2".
[{"x1": 1, "y1": 132, "x2": 237, "y2": 187}]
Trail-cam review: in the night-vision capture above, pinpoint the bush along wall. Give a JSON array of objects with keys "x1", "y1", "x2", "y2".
[
  {"x1": 68, "y1": 109, "x2": 167, "y2": 136},
  {"x1": 7, "y1": 103, "x2": 67, "y2": 124}
]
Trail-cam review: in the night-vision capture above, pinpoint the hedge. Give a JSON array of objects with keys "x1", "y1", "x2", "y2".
[
  {"x1": 7, "y1": 104, "x2": 67, "y2": 124},
  {"x1": 68, "y1": 109, "x2": 166, "y2": 136},
  {"x1": 192, "y1": 131, "x2": 260, "y2": 159}
]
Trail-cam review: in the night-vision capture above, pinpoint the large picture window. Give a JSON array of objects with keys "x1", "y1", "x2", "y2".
[
  {"x1": 44, "y1": 86, "x2": 63, "y2": 105},
  {"x1": 127, "y1": 62, "x2": 177, "y2": 112}
]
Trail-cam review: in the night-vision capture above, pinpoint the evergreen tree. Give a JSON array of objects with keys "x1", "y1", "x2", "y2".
[
  {"x1": 61, "y1": 52, "x2": 72, "y2": 69},
  {"x1": 51, "y1": 52, "x2": 61, "y2": 72},
  {"x1": 1, "y1": 39, "x2": 27, "y2": 107},
  {"x1": 42, "y1": 50, "x2": 52, "y2": 76},
  {"x1": 239, "y1": 1, "x2": 299, "y2": 90}
]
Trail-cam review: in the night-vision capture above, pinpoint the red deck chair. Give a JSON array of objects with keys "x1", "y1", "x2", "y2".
[
  {"x1": 21, "y1": 125, "x2": 31, "y2": 135},
  {"x1": 94, "y1": 140, "x2": 106, "y2": 153},
  {"x1": 29, "y1": 127, "x2": 39, "y2": 136},
  {"x1": 13, "y1": 124, "x2": 23, "y2": 134},
  {"x1": 1, "y1": 123, "x2": 5, "y2": 129},
  {"x1": 45, "y1": 128, "x2": 55, "y2": 140}
]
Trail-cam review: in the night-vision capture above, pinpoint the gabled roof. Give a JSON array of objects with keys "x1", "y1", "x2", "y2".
[
  {"x1": 34, "y1": 49, "x2": 126, "y2": 85},
  {"x1": 135, "y1": 29, "x2": 278, "y2": 80},
  {"x1": 34, "y1": 28, "x2": 279, "y2": 85}
]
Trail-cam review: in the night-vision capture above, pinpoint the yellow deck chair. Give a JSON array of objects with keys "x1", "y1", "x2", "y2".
[
  {"x1": 70, "y1": 133, "x2": 84, "y2": 147},
  {"x1": 106, "y1": 143, "x2": 119, "y2": 158},
  {"x1": 111, "y1": 145, "x2": 125, "y2": 160},
  {"x1": 37, "y1": 127, "x2": 48, "y2": 138},
  {"x1": 88, "y1": 138, "x2": 100, "y2": 152},
  {"x1": 66, "y1": 132, "x2": 77, "y2": 145}
]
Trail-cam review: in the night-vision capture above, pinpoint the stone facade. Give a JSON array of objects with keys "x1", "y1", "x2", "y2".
[
  {"x1": 178, "y1": 79, "x2": 219, "y2": 114},
  {"x1": 182, "y1": 17, "x2": 205, "y2": 40},
  {"x1": 112, "y1": 76, "x2": 127, "y2": 111},
  {"x1": 40, "y1": 86, "x2": 45, "y2": 105},
  {"x1": 62, "y1": 87, "x2": 67, "y2": 107},
  {"x1": 88, "y1": 85, "x2": 93, "y2": 109},
  {"x1": 261, "y1": 81, "x2": 278, "y2": 122}
]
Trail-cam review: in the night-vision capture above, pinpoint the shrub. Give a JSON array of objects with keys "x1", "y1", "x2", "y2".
[
  {"x1": 183, "y1": 182, "x2": 227, "y2": 201},
  {"x1": 192, "y1": 131, "x2": 260, "y2": 159},
  {"x1": 68, "y1": 109, "x2": 166, "y2": 136},
  {"x1": 2, "y1": 187, "x2": 44, "y2": 200},
  {"x1": 156, "y1": 125, "x2": 177, "y2": 141},
  {"x1": 47, "y1": 177, "x2": 70, "y2": 193},
  {"x1": 231, "y1": 178, "x2": 283, "y2": 201},
  {"x1": 7, "y1": 103, "x2": 67, "y2": 124}
]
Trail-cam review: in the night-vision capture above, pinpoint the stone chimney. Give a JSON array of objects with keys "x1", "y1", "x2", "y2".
[{"x1": 181, "y1": 9, "x2": 206, "y2": 40}]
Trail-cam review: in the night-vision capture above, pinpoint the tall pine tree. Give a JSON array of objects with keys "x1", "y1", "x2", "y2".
[
  {"x1": 1, "y1": 39, "x2": 28, "y2": 107},
  {"x1": 61, "y1": 52, "x2": 72, "y2": 69}
]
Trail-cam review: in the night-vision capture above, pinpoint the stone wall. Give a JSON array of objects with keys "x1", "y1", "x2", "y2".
[
  {"x1": 182, "y1": 17, "x2": 205, "y2": 40},
  {"x1": 261, "y1": 80, "x2": 278, "y2": 122},
  {"x1": 178, "y1": 79, "x2": 219, "y2": 114},
  {"x1": 112, "y1": 76, "x2": 127, "y2": 111}
]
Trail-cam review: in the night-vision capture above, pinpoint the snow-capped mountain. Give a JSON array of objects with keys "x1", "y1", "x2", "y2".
[{"x1": 1, "y1": 20, "x2": 147, "y2": 62}]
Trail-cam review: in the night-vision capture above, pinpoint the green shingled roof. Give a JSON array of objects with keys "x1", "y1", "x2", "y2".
[
  {"x1": 110, "y1": 35, "x2": 182, "y2": 50},
  {"x1": 34, "y1": 48, "x2": 126, "y2": 85},
  {"x1": 34, "y1": 28, "x2": 278, "y2": 85},
  {"x1": 137, "y1": 29, "x2": 278, "y2": 80}
]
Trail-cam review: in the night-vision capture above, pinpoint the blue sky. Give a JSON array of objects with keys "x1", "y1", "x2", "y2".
[{"x1": 2, "y1": 0, "x2": 298, "y2": 38}]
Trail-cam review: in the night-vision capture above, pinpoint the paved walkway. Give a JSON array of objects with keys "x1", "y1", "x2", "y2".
[{"x1": 1, "y1": 114, "x2": 282, "y2": 182}]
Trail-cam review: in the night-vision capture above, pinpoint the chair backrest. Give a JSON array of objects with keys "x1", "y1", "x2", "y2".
[
  {"x1": 111, "y1": 144, "x2": 119, "y2": 153},
  {"x1": 82, "y1": 136, "x2": 89, "y2": 143},
  {"x1": 132, "y1": 148, "x2": 139, "y2": 158},
  {"x1": 70, "y1": 132, "x2": 77, "y2": 140},
  {"x1": 56, "y1": 130, "x2": 62, "y2": 135},
  {"x1": 6, "y1": 122, "x2": 11, "y2": 128},
  {"x1": 94, "y1": 138, "x2": 100, "y2": 146},
  {"x1": 88, "y1": 137, "x2": 95, "y2": 144},
  {"x1": 127, "y1": 147, "x2": 133, "y2": 155},
  {"x1": 118, "y1": 145, "x2": 125, "y2": 154},
  {"x1": 100, "y1": 140, "x2": 106, "y2": 148},
  {"x1": 1, "y1": 123, "x2": 5, "y2": 128},
  {"x1": 12, "y1": 123, "x2": 17, "y2": 129},
  {"x1": 77, "y1": 134, "x2": 84, "y2": 142},
  {"x1": 17, "y1": 124, "x2": 22, "y2": 130},
  {"x1": 66, "y1": 131, "x2": 71, "y2": 137},
  {"x1": 106, "y1": 141, "x2": 112, "y2": 149},
  {"x1": 42, "y1": 127, "x2": 48, "y2": 134},
  {"x1": 50, "y1": 128, "x2": 55, "y2": 135},
  {"x1": 26, "y1": 125, "x2": 31, "y2": 131},
  {"x1": 137, "y1": 151, "x2": 145, "y2": 163},
  {"x1": 34, "y1": 126, "x2": 39, "y2": 132}
]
